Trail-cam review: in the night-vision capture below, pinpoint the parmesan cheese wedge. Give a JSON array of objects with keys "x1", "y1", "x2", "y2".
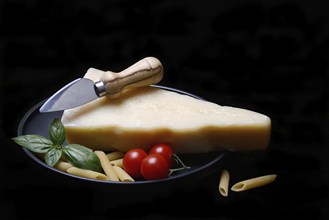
[{"x1": 61, "y1": 69, "x2": 271, "y2": 153}]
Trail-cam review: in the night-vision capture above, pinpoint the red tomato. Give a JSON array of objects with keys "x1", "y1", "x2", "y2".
[
  {"x1": 149, "y1": 143, "x2": 176, "y2": 167},
  {"x1": 141, "y1": 154, "x2": 169, "y2": 180},
  {"x1": 123, "y1": 148, "x2": 148, "y2": 178}
]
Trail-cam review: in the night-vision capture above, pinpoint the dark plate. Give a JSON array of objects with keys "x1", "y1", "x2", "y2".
[{"x1": 17, "y1": 85, "x2": 225, "y2": 191}]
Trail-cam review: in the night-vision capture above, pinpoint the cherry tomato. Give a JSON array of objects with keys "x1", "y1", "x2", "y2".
[
  {"x1": 141, "y1": 154, "x2": 169, "y2": 180},
  {"x1": 149, "y1": 143, "x2": 176, "y2": 167},
  {"x1": 123, "y1": 148, "x2": 148, "y2": 178}
]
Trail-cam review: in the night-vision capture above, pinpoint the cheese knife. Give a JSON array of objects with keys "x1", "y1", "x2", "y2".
[{"x1": 39, "y1": 57, "x2": 163, "y2": 112}]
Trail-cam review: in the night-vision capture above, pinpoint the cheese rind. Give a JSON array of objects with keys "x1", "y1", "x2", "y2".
[{"x1": 61, "y1": 86, "x2": 271, "y2": 153}]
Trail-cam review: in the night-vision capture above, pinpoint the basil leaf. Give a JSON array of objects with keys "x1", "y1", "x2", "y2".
[
  {"x1": 12, "y1": 135, "x2": 52, "y2": 153},
  {"x1": 45, "y1": 147, "x2": 62, "y2": 167},
  {"x1": 62, "y1": 144, "x2": 102, "y2": 172},
  {"x1": 49, "y1": 118, "x2": 66, "y2": 146}
]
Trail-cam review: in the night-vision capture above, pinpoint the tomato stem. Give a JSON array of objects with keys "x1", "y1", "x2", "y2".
[
  {"x1": 169, "y1": 154, "x2": 191, "y2": 176},
  {"x1": 169, "y1": 167, "x2": 187, "y2": 175},
  {"x1": 172, "y1": 154, "x2": 190, "y2": 169}
]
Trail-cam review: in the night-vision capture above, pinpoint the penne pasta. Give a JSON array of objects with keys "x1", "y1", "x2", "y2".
[
  {"x1": 113, "y1": 166, "x2": 134, "y2": 182},
  {"x1": 54, "y1": 161, "x2": 74, "y2": 172},
  {"x1": 67, "y1": 167, "x2": 109, "y2": 180},
  {"x1": 95, "y1": 151, "x2": 119, "y2": 181},
  {"x1": 218, "y1": 169, "x2": 230, "y2": 197},
  {"x1": 231, "y1": 174, "x2": 277, "y2": 192},
  {"x1": 106, "y1": 151, "x2": 124, "y2": 161},
  {"x1": 109, "y1": 158, "x2": 123, "y2": 167}
]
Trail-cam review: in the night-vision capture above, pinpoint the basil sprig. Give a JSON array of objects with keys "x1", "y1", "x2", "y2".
[
  {"x1": 49, "y1": 117, "x2": 66, "y2": 146},
  {"x1": 63, "y1": 144, "x2": 102, "y2": 172},
  {"x1": 12, "y1": 118, "x2": 102, "y2": 172}
]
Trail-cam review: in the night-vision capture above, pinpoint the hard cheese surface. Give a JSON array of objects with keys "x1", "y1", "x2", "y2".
[{"x1": 61, "y1": 84, "x2": 271, "y2": 153}]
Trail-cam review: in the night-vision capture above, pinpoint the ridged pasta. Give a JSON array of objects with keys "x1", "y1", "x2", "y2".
[{"x1": 231, "y1": 174, "x2": 277, "y2": 192}]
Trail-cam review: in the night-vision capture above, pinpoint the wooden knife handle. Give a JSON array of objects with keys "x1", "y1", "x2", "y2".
[{"x1": 100, "y1": 57, "x2": 163, "y2": 98}]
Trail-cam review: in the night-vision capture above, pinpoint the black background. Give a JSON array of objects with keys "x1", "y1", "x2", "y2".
[{"x1": 0, "y1": 0, "x2": 328, "y2": 219}]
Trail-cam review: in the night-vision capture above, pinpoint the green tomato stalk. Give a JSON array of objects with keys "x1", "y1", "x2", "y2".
[{"x1": 169, "y1": 154, "x2": 191, "y2": 176}]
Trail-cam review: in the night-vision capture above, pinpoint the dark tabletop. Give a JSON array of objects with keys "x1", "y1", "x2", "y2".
[{"x1": 0, "y1": 0, "x2": 328, "y2": 219}]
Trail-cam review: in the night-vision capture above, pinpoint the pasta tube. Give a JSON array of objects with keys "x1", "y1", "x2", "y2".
[
  {"x1": 218, "y1": 169, "x2": 230, "y2": 197},
  {"x1": 54, "y1": 161, "x2": 73, "y2": 172},
  {"x1": 106, "y1": 151, "x2": 124, "y2": 161},
  {"x1": 109, "y1": 158, "x2": 123, "y2": 167},
  {"x1": 67, "y1": 167, "x2": 109, "y2": 180},
  {"x1": 231, "y1": 174, "x2": 277, "y2": 192},
  {"x1": 113, "y1": 166, "x2": 134, "y2": 182},
  {"x1": 95, "y1": 151, "x2": 119, "y2": 181}
]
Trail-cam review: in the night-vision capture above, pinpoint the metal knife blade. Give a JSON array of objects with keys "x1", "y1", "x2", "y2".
[
  {"x1": 39, "y1": 78, "x2": 104, "y2": 112},
  {"x1": 39, "y1": 57, "x2": 164, "y2": 113}
]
